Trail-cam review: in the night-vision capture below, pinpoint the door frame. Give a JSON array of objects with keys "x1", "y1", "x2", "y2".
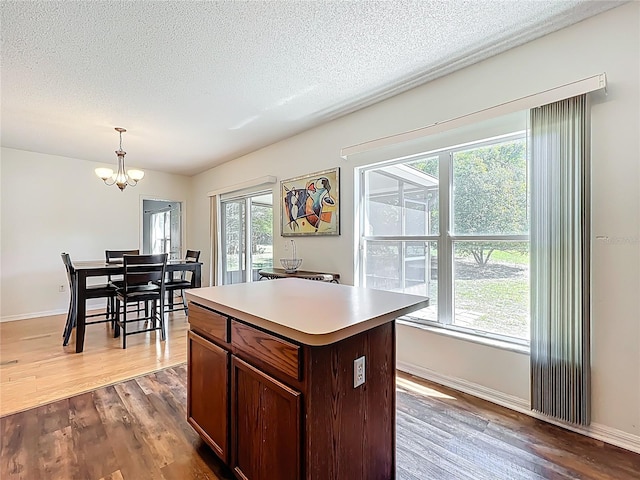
[
  {"x1": 219, "y1": 191, "x2": 273, "y2": 285},
  {"x1": 140, "y1": 195, "x2": 187, "y2": 258}
]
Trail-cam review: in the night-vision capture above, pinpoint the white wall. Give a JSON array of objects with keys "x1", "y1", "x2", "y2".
[
  {"x1": 0, "y1": 148, "x2": 191, "y2": 320},
  {"x1": 189, "y1": 3, "x2": 640, "y2": 443}
]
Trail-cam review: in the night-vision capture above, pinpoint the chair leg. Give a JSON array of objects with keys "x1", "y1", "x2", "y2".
[
  {"x1": 159, "y1": 296, "x2": 166, "y2": 341},
  {"x1": 62, "y1": 298, "x2": 72, "y2": 339},
  {"x1": 62, "y1": 285, "x2": 77, "y2": 346},
  {"x1": 62, "y1": 310, "x2": 74, "y2": 346},
  {"x1": 108, "y1": 297, "x2": 116, "y2": 327},
  {"x1": 114, "y1": 300, "x2": 121, "y2": 338},
  {"x1": 151, "y1": 299, "x2": 157, "y2": 331},
  {"x1": 181, "y1": 289, "x2": 188, "y2": 314},
  {"x1": 122, "y1": 302, "x2": 127, "y2": 349},
  {"x1": 63, "y1": 297, "x2": 73, "y2": 338}
]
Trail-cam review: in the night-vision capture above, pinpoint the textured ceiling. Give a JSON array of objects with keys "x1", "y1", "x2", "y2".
[{"x1": 0, "y1": 1, "x2": 621, "y2": 176}]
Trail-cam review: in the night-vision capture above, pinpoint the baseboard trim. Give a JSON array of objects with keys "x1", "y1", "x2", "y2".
[
  {"x1": 397, "y1": 361, "x2": 640, "y2": 455},
  {"x1": 1, "y1": 309, "x2": 67, "y2": 322},
  {"x1": 1, "y1": 303, "x2": 106, "y2": 323}
]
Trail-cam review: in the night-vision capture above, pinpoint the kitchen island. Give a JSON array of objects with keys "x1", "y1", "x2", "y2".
[{"x1": 185, "y1": 278, "x2": 429, "y2": 480}]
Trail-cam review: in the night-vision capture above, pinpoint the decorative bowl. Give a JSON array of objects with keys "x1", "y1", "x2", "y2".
[{"x1": 280, "y1": 258, "x2": 302, "y2": 273}]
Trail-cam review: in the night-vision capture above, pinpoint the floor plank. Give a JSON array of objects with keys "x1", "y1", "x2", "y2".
[{"x1": 396, "y1": 373, "x2": 640, "y2": 480}]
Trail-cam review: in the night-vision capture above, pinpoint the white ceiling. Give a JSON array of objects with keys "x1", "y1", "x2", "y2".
[{"x1": 0, "y1": 1, "x2": 621, "y2": 176}]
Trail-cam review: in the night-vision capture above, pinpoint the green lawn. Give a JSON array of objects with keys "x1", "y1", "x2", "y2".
[
  {"x1": 455, "y1": 276, "x2": 530, "y2": 339},
  {"x1": 411, "y1": 251, "x2": 531, "y2": 340},
  {"x1": 487, "y1": 249, "x2": 529, "y2": 265}
]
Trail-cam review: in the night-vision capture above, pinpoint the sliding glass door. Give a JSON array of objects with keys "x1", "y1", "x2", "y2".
[{"x1": 221, "y1": 192, "x2": 273, "y2": 285}]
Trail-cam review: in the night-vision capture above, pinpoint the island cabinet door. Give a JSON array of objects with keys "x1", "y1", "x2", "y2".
[
  {"x1": 231, "y1": 356, "x2": 301, "y2": 480},
  {"x1": 187, "y1": 331, "x2": 229, "y2": 463}
]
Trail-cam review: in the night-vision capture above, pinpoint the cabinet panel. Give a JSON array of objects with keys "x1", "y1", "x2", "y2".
[
  {"x1": 189, "y1": 303, "x2": 229, "y2": 344},
  {"x1": 231, "y1": 320, "x2": 301, "y2": 380},
  {"x1": 231, "y1": 357, "x2": 301, "y2": 480},
  {"x1": 187, "y1": 331, "x2": 229, "y2": 462}
]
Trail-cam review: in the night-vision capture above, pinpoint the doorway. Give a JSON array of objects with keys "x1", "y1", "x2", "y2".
[
  {"x1": 142, "y1": 199, "x2": 183, "y2": 259},
  {"x1": 220, "y1": 192, "x2": 273, "y2": 284}
]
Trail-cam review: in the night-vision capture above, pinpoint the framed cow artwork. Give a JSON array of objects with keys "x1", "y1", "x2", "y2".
[{"x1": 280, "y1": 167, "x2": 340, "y2": 236}]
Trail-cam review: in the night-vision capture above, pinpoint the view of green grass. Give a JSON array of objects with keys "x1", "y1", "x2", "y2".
[
  {"x1": 455, "y1": 275, "x2": 530, "y2": 339},
  {"x1": 226, "y1": 244, "x2": 273, "y2": 272},
  {"x1": 489, "y1": 249, "x2": 530, "y2": 265}
]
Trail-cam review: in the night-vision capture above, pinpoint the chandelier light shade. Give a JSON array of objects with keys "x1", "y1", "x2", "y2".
[{"x1": 95, "y1": 127, "x2": 145, "y2": 191}]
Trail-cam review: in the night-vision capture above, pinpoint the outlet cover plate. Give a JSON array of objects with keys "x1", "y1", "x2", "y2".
[{"x1": 354, "y1": 356, "x2": 365, "y2": 388}]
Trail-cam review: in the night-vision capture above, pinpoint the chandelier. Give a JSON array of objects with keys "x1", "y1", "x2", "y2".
[{"x1": 95, "y1": 127, "x2": 145, "y2": 191}]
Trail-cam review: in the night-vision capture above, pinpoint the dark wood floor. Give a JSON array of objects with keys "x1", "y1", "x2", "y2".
[{"x1": 1, "y1": 366, "x2": 638, "y2": 480}]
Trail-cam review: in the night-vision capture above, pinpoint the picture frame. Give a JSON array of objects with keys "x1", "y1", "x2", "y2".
[{"x1": 280, "y1": 167, "x2": 340, "y2": 236}]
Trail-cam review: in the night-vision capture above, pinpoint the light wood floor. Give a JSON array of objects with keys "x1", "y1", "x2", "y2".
[{"x1": 0, "y1": 309, "x2": 189, "y2": 417}]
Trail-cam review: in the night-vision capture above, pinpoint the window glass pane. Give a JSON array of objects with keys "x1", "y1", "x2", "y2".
[
  {"x1": 150, "y1": 212, "x2": 167, "y2": 255},
  {"x1": 364, "y1": 240, "x2": 438, "y2": 322},
  {"x1": 452, "y1": 138, "x2": 528, "y2": 236},
  {"x1": 364, "y1": 240, "x2": 401, "y2": 290},
  {"x1": 404, "y1": 157, "x2": 439, "y2": 235},
  {"x1": 365, "y1": 171, "x2": 401, "y2": 235},
  {"x1": 365, "y1": 159, "x2": 439, "y2": 236},
  {"x1": 404, "y1": 200, "x2": 426, "y2": 235},
  {"x1": 453, "y1": 241, "x2": 530, "y2": 339},
  {"x1": 221, "y1": 200, "x2": 246, "y2": 285},
  {"x1": 250, "y1": 200, "x2": 273, "y2": 280}
]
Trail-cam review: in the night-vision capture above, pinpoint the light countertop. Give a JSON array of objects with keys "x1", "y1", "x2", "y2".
[{"x1": 186, "y1": 278, "x2": 429, "y2": 345}]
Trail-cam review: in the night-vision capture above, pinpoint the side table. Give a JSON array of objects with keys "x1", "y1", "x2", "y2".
[{"x1": 258, "y1": 268, "x2": 340, "y2": 283}]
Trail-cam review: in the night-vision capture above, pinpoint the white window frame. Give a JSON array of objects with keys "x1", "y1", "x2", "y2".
[{"x1": 358, "y1": 131, "x2": 530, "y2": 346}]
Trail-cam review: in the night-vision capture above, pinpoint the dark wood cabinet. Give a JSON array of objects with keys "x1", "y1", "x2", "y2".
[
  {"x1": 186, "y1": 286, "x2": 421, "y2": 480},
  {"x1": 187, "y1": 312, "x2": 302, "y2": 480},
  {"x1": 187, "y1": 330, "x2": 229, "y2": 462},
  {"x1": 186, "y1": 280, "x2": 428, "y2": 479},
  {"x1": 231, "y1": 357, "x2": 301, "y2": 480}
]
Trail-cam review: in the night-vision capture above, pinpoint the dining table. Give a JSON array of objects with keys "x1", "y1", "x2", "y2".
[{"x1": 71, "y1": 259, "x2": 202, "y2": 353}]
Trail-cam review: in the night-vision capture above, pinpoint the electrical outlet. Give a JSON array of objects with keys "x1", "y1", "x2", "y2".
[
  {"x1": 59, "y1": 285, "x2": 65, "y2": 292},
  {"x1": 354, "y1": 356, "x2": 365, "y2": 388}
]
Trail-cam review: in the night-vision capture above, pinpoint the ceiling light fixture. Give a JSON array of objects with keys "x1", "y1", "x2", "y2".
[{"x1": 95, "y1": 127, "x2": 145, "y2": 191}]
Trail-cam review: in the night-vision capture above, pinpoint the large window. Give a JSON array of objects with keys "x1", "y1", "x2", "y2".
[{"x1": 360, "y1": 132, "x2": 530, "y2": 343}]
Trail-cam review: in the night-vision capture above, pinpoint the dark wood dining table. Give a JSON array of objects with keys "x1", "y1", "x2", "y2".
[{"x1": 71, "y1": 259, "x2": 202, "y2": 353}]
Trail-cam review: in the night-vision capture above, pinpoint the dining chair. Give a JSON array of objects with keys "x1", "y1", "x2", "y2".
[
  {"x1": 113, "y1": 253, "x2": 167, "y2": 349},
  {"x1": 61, "y1": 253, "x2": 116, "y2": 346},
  {"x1": 106, "y1": 249, "x2": 141, "y2": 317},
  {"x1": 105, "y1": 249, "x2": 140, "y2": 283},
  {"x1": 161, "y1": 249, "x2": 200, "y2": 316}
]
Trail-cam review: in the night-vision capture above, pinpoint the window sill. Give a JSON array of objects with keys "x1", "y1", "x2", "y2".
[{"x1": 396, "y1": 319, "x2": 530, "y2": 355}]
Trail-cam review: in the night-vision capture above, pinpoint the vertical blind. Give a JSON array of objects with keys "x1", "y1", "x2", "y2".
[
  {"x1": 530, "y1": 94, "x2": 591, "y2": 425},
  {"x1": 210, "y1": 194, "x2": 220, "y2": 286}
]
